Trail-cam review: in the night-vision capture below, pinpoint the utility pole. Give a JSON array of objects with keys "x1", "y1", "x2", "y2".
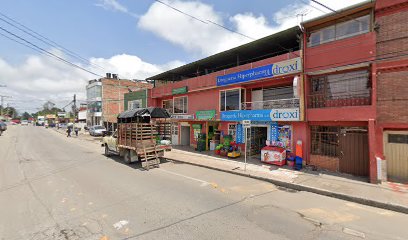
[{"x1": 0, "y1": 95, "x2": 12, "y2": 117}]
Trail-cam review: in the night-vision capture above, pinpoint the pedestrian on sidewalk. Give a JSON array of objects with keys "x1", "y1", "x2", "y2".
[{"x1": 66, "y1": 127, "x2": 72, "y2": 137}]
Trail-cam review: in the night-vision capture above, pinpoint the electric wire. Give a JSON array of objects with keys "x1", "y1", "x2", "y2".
[
  {"x1": 0, "y1": 26, "x2": 103, "y2": 77},
  {"x1": 0, "y1": 11, "x2": 106, "y2": 71}
]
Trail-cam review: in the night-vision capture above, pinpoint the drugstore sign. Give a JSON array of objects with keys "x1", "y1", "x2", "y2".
[
  {"x1": 216, "y1": 57, "x2": 301, "y2": 86},
  {"x1": 220, "y1": 109, "x2": 300, "y2": 121}
]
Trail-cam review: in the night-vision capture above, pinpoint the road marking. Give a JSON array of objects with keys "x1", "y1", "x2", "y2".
[
  {"x1": 113, "y1": 220, "x2": 129, "y2": 230},
  {"x1": 343, "y1": 227, "x2": 365, "y2": 238},
  {"x1": 88, "y1": 202, "x2": 94, "y2": 205},
  {"x1": 157, "y1": 168, "x2": 210, "y2": 186}
]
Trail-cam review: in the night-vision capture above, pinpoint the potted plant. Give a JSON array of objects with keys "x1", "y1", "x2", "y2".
[{"x1": 215, "y1": 144, "x2": 223, "y2": 155}]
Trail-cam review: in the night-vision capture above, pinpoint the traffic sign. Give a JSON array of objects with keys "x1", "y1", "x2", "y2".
[{"x1": 242, "y1": 120, "x2": 251, "y2": 128}]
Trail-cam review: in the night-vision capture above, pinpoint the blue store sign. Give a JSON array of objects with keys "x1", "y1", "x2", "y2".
[
  {"x1": 217, "y1": 57, "x2": 301, "y2": 86},
  {"x1": 270, "y1": 122, "x2": 279, "y2": 141},
  {"x1": 236, "y1": 124, "x2": 243, "y2": 144},
  {"x1": 220, "y1": 109, "x2": 300, "y2": 122}
]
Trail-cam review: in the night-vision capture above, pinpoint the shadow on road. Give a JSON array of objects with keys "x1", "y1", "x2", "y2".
[{"x1": 102, "y1": 154, "x2": 180, "y2": 170}]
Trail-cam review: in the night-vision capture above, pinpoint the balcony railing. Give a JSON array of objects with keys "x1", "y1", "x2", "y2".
[
  {"x1": 242, "y1": 98, "x2": 300, "y2": 110},
  {"x1": 308, "y1": 90, "x2": 371, "y2": 108}
]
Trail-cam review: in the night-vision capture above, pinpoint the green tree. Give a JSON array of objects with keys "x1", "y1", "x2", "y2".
[{"x1": 21, "y1": 112, "x2": 32, "y2": 120}]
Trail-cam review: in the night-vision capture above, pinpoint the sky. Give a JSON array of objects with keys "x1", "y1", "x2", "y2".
[{"x1": 0, "y1": 0, "x2": 366, "y2": 113}]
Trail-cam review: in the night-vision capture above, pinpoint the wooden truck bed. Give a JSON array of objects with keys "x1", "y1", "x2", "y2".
[{"x1": 118, "y1": 123, "x2": 163, "y2": 169}]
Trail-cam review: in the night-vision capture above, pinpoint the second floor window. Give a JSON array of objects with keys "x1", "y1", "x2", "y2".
[
  {"x1": 220, "y1": 89, "x2": 245, "y2": 111},
  {"x1": 162, "y1": 100, "x2": 173, "y2": 114},
  {"x1": 309, "y1": 70, "x2": 371, "y2": 108},
  {"x1": 174, "y1": 96, "x2": 188, "y2": 114},
  {"x1": 308, "y1": 15, "x2": 370, "y2": 47}
]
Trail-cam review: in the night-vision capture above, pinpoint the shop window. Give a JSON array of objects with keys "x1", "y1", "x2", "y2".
[
  {"x1": 388, "y1": 134, "x2": 408, "y2": 144},
  {"x1": 309, "y1": 70, "x2": 371, "y2": 108},
  {"x1": 228, "y1": 124, "x2": 236, "y2": 140},
  {"x1": 128, "y1": 99, "x2": 142, "y2": 110},
  {"x1": 174, "y1": 96, "x2": 188, "y2": 114},
  {"x1": 162, "y1": 100, "x2": 173, "y2": 114},
  {"x1": 311, "y1": 126, "x2": 340, "y2": 157},
  {"x1": 220, "y1": 89, "x2": 245, "y2": 111},
  {"x1": 308, "y1": 15, "x2": 370, "y2": 47}
]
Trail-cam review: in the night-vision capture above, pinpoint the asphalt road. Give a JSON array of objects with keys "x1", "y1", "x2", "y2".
[{"x1": 1, "y1": 125, "x2": 408, "y2": 240}]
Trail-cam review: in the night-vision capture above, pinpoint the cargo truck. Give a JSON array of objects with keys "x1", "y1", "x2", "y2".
[{"x1": 102, "y1": 107, "x2": 172, "y2": 170}]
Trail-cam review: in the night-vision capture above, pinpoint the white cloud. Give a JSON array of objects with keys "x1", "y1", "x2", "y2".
[
  {"x1": 138, "y1": 0, "x2": 367, "y2": 56},
  {"x1": 0, "y1": 50, "x2": 183, "y2": 113},
  {"x1": 95, "y1": 0, "x2": 128, "y2": 13}
]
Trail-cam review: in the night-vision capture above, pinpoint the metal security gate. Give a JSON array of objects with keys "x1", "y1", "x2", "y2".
[
  {"x1": 339, "y1": 128, "x2": 369, "y2": 176},
  {"x1": 384, "y1": 131, "x2": 408, "y2": 183}
]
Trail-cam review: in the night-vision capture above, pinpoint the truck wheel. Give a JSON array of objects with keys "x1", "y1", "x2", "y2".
[
  {"x1": 123, "y1": 150, "x2": 131, "y2": 164},
  {"x1": 104, "y1": 145, "x2": 111, "y2": 156},
  {"x1": 0, "y1": 131, "x2": 2, "y2": 136}
]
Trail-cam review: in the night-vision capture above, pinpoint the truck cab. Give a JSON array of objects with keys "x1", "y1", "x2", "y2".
[{"x1": 102, "y1": 130, "x2": 118, "y2": 155}]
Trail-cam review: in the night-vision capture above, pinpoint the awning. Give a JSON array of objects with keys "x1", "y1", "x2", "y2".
[{"x1": 117, "y1": 107, "x2": 171, "y2": 120}]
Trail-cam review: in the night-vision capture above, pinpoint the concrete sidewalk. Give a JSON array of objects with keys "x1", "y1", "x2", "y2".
[
  {"x1": 52, "y1": 128, "x2": 102, "y2": 145},
  {"x1": 164, "y1": 148, "x2": 408, "y2": 214}
]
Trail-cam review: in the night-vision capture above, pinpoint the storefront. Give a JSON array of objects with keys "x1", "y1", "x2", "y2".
[{"x1": 220, "y1": 108, "x2": 300, "y2": 158}]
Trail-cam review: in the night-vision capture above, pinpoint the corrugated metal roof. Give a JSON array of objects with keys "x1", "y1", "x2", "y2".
[
  {"x1": 146, "y1": 26, "x2": 300, "y2": 81},
  {"x1": 117, "y1": 107, "x2": 171, "y2": 119}
]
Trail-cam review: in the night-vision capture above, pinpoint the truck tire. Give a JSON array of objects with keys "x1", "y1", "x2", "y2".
[
  {"x1": 104, "y1": 145, "x2": 111, "y2": 156},
  {"x1": 0, "y1": 131, "x2": 2, "y2": 136},
  {"x1": 123, "y1": 150, "x2": 131, "y2": 164}
]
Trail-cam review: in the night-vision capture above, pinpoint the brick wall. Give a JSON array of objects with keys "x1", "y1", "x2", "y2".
[
  {"x1": 102, "y1": 78, "x2": 152, "y2": 123},
  {"x1": 377, "y1": 71, "x2": 408, "y2": 123},
  {"x1": 310, "y1": 154, "x2": 339, "y2": 172},
  {"x1": 376, "y1": 7, "x2": 408, "y2": 124},
  {"x1": 376, "y1": 10, "x2": 408, "y2": 62}
]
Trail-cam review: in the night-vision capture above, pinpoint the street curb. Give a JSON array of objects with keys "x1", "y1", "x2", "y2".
[{"x1": 165, "y1": 156, "x2": 408, "y2": 215}]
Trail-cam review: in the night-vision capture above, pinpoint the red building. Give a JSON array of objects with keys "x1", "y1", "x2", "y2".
[
  {"x1": 147, "y1": 27, "x2": 306, "y2": 158},
  {"x1": 302, "y1": 1, "x2": 377, "y2": 182},
  {"x1": 146, "y1": 0, "x2": 407, "y2": 184},
  {"x1": 374, "y1": 0, "x2": 408, "y2": 183}
]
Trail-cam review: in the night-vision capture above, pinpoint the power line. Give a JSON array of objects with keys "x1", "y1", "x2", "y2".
[
  {"x1": 297, "y1": 0, "x2": 328, "y2": 14},
  {"x1": 0, "y1": 26, "x2": 103, "y2": 77},
  {"x1": 206, "y1": 20, "x2": 255, "y2": 40},
  {"x1": 304, "y1": 0, "x2": 368, "y2": 25},
  {"x1": 154, "y1": 0, "x2": 208, "y2": 24},
  {"x1": 153, "y1": 0, "x2": 254, "y2": 40},
  {"x1": 0, "y1": 11, "x2": 106, "y2": 71},
  {"x1": 153, "y1": 0, "x2": 299, "y2": 56}
]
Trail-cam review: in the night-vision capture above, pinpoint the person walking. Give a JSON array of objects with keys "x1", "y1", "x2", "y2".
[
  {"x1": 66, "y1": 127, "x2": 72, "y2": 137},
  {"x1": 74, "y1": 127, "x2": 79, "y2": 137}
]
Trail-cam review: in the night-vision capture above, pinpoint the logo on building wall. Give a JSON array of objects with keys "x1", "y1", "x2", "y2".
[
  {"x1": 216, "y1": 57, "x2": 301, "y2": 86},
  {"x1": 220, "y1": 109, "x2": 300, "y2": 122}
]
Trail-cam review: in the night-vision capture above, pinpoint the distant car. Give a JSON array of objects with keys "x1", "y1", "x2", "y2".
[
  {"x1": 0, "y1": 122, "x2": 7, "y2": 136},
  {"x1": 89, "y1": 125, "x2": 107, "y2": 136},
  {"x1": 21, "y1": 120, "x2": 28, "y2": 126}
]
